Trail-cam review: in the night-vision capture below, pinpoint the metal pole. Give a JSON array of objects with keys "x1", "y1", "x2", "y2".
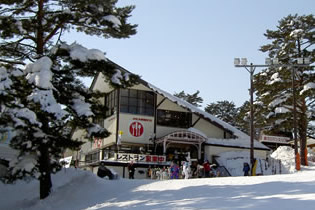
[{"x1": 249, "y1": 64, "x2": 254, "y2": 166}]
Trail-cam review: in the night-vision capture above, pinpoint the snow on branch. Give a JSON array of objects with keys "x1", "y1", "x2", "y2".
[
  {"x1": 72, "y1": 96, "x2": 94, "y2": 117},
  {"x1": 104, "y1": 15, "x2": 121, "y2": 28},
  {"x1": 60, "y1": 43, "x2": 107, "y2": 62},
  {"x1": 300, "y1": 82, "x2": 315, "y2": 95},
  {"x1": 111, "y1": 69, "x2": 123, "y2": 85},
  {"x1": 290, "y1": 29, "x2": 304, "y2": 38},
  {"x1": 25, "y1": 57, "x2": 53, "y2": 89},
  {"x1": 0, "y1": 67, "x2": 13, "y2": 95},
  {"x1": 27, "y1": 90, "x2": 68, "y2": 120},
  {"x1": 11, "y1": 108, "x2": 42, "y2": 127}
]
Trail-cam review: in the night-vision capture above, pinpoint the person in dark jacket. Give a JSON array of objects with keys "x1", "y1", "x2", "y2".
[
  {"x1": 243, "y1": 162, "x2": 250, "y2": 176},
  {"x1": 97, "y1": 162, "x2": 114, "y2": 179},
  {"x1": 128, "y1": 161, "x2": 136, "y2": 179}
]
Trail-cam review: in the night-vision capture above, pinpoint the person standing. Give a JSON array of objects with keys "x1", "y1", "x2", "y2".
[
  {"x1": 170, "y1": 161, "x2": 179, "y2": 179},
  {"x1": 203, "y1": 160, "x2": 211, "y2": 178},
  {"x1": 182, "y1": 161, "x2": 190, "y2": 179},
  {"x1": 128, "y1": 161, "x2": 136, "y2": 179},
  {"x1": 243, "y1": 162, "x2": 250, "y2": 176}
]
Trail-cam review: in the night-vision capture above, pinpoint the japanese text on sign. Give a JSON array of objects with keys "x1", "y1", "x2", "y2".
[{"x1": 115, "y1": 153, "x2": 166, "y2": 163}]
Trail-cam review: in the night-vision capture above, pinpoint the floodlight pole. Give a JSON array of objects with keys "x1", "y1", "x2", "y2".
[
  {"x1": 249, "y1": 64, "x2": 255, "y2": 167},
  {"x1": 236, "y1": 63, "x2": 256, "y2": 166},
  {"x1": 234, "y1": 58, "x2": 311, "y2": 171}
]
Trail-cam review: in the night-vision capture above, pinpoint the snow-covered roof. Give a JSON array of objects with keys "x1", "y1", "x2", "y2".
[
  {"x1": 147, "y1": 83, "x2": 249, "y2": 139},
  {"x1": 206, "y1": 138, "x2": 270, "y2": 150}
]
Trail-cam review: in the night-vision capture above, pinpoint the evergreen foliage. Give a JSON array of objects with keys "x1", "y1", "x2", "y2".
[
  {"x1": 0, "y1": 0, "x2": 137, "y2": 199},
  {"x1": 204, "y1": 100, "x2": 238, "y2": 127},
  {"x1": 254, "y1": 14, "x2": 315, "y2": 165},
  {"x1": 174, "y1": 90, "x2": 203, "y2": 107}
]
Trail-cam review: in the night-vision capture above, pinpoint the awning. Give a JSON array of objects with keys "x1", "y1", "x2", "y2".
[{"x1": 156, "y1": 130, "x2": 207, "y2": 159}]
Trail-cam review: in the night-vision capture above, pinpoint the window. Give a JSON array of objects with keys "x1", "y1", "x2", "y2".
[
  {"x1": 157, "y1": 110, "x2": 192, "y2": 128},
  {"x1": 105, "y1": 90, "x2": 118, "y2": 118},
  {"x1": 85, "y1": 151, "x2": 99, "y2": 164},
  {"x1": 120, "y1": 89, "x2": 154, "y2": 116}
]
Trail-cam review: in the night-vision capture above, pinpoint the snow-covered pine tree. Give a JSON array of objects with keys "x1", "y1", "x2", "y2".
[
  {"x1": 254, "y1": 14, "x2": 315, "y2": 166},
  {"x1": 0, "y1": 0, "x2": 138, "y2": 199},
  {"x1": 204, "y1": 100, "x2": 238, "y2": 127},
  {"x1": 174, "y1": 90, "x2": 204, "y2": 107}
]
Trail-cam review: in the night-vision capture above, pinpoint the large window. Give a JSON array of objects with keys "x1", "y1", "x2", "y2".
[
  {"x1": 120, "y1": 89, "x2": 154, "y2": 116},
  {"x1": 157, "y1": 110, "x2": 192, "y2": 128},
  {"x1": 105, "y1": 90, "x2": 118, "y2": 117}
]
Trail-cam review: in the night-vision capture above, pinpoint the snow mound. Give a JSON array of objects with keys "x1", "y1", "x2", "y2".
[{"x1": 270, "y1": 146, "x2": 296, "y2": 173}]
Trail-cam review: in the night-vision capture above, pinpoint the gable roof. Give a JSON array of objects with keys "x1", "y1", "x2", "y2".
[{"x1": 91, "y1": 60, "x2": 252, "y2": 140}]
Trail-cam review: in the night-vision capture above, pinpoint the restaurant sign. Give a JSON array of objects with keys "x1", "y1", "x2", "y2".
[{"x1": 115, "y1": 153, "x2": 166, "y2": 163}]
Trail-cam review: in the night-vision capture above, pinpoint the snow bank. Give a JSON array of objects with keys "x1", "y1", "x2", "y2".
[
  {"x1": 216, "y1": 146, "x2": 298, "y2": 176},
  {"x1": 270, "y1": 146, "x2": 296, "y2": 173}
]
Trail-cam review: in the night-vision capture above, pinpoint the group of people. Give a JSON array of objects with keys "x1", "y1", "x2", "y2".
[{"x1": 145, "y1": 160, "x2": 218, "y2": 180}]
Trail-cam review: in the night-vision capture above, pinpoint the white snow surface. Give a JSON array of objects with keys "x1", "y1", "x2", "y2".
[{"x1": 1, "y1": 147, "x2": 315, "y2": 210}]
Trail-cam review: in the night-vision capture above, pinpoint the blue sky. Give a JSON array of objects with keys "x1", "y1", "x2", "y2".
[{"x1": 65, "y1": 0, "x2": 315, "y2": 107}]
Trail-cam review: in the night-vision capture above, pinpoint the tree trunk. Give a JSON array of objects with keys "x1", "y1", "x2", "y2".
[
  {"x1": 39, "y1": 144, "x2": 52, "y2": 199},
  {"x1": 36, "y1": 0, "x2": 44, "y2": 55},
  {"x1": 299, "y1": 101, "x2": 308, "y2": 166}
]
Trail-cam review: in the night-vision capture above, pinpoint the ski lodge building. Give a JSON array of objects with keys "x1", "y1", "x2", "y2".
[{"x1": 70, "y1": 61, "x2": 270, "y2": 178}]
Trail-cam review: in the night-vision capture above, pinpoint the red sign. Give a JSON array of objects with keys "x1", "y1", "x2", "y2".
[
  {"x1": 129, "y1": 121, "x2": 144, "y2": 137},
  {"x1": 93, "y1": 138, "x2": 102, "y2": 148}
]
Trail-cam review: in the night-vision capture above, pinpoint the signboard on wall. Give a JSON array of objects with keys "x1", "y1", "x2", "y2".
[
  {"x1": 260, "y1": 135, "x2": 290, "y2": 144},
  {"x1": 119, "y1": 114, "x2": 154, "y2": 144},
  {"x1": 115, "y1": 153, "x2": 166, "y2": 163},
  {"x1": 129, "y1": 121, "x2": 144, "y2": 137},
  {"x1": 93, "y1": 137, "x2": 103, "y2": 149}
]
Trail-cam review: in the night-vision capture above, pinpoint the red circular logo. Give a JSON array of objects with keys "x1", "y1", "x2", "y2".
[{"x1": 129, "y1": 121, "x2": 144, "y2": 137}]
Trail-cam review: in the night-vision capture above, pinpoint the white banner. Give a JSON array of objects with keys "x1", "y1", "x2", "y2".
[{"x1": 60, "y1": 156, "x2": 72, "y2": 168}]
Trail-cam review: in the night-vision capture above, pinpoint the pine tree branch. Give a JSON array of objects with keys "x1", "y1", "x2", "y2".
[
  {"x1": 0, "y1": 59, "x2": 25, "y2": 65},
  {"x1": 44, "y1": 21, "x2": 65, "y2": 44}
]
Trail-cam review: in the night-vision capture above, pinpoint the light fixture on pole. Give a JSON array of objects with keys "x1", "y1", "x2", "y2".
[{"x1": 234, "y1": 57, "x2": 311, "y2": 171}]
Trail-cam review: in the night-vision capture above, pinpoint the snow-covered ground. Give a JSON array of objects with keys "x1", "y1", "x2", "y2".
[{"x1": 1, "y1": 146, "x2": 315, "y2": 210}]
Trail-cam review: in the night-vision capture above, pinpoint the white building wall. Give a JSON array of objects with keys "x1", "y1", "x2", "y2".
[
  {"x1": 156, "y1": 126, "x2": 185, "y2": 139},
  {"x1": 204, "y1": 145, "x2": 268, "y2": 162},
  {"x1": 129, "y1": 84, "x2": 152, "y2": 91},
  {"x1": 72, "y1": 129, "x2": 91, "y2": 154},
  {"x1": 103, "y1": 115, "x2": 117, "y2": 147},
  {"x1": 157, "y1": 97, "x2": 188, "y2": 112},
  {"x1": 193, "y1": 117, "x2": 225, "y2": 139},
  {"x1": 93, "y1": 73, "x2": 114, "y2": 93}
]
